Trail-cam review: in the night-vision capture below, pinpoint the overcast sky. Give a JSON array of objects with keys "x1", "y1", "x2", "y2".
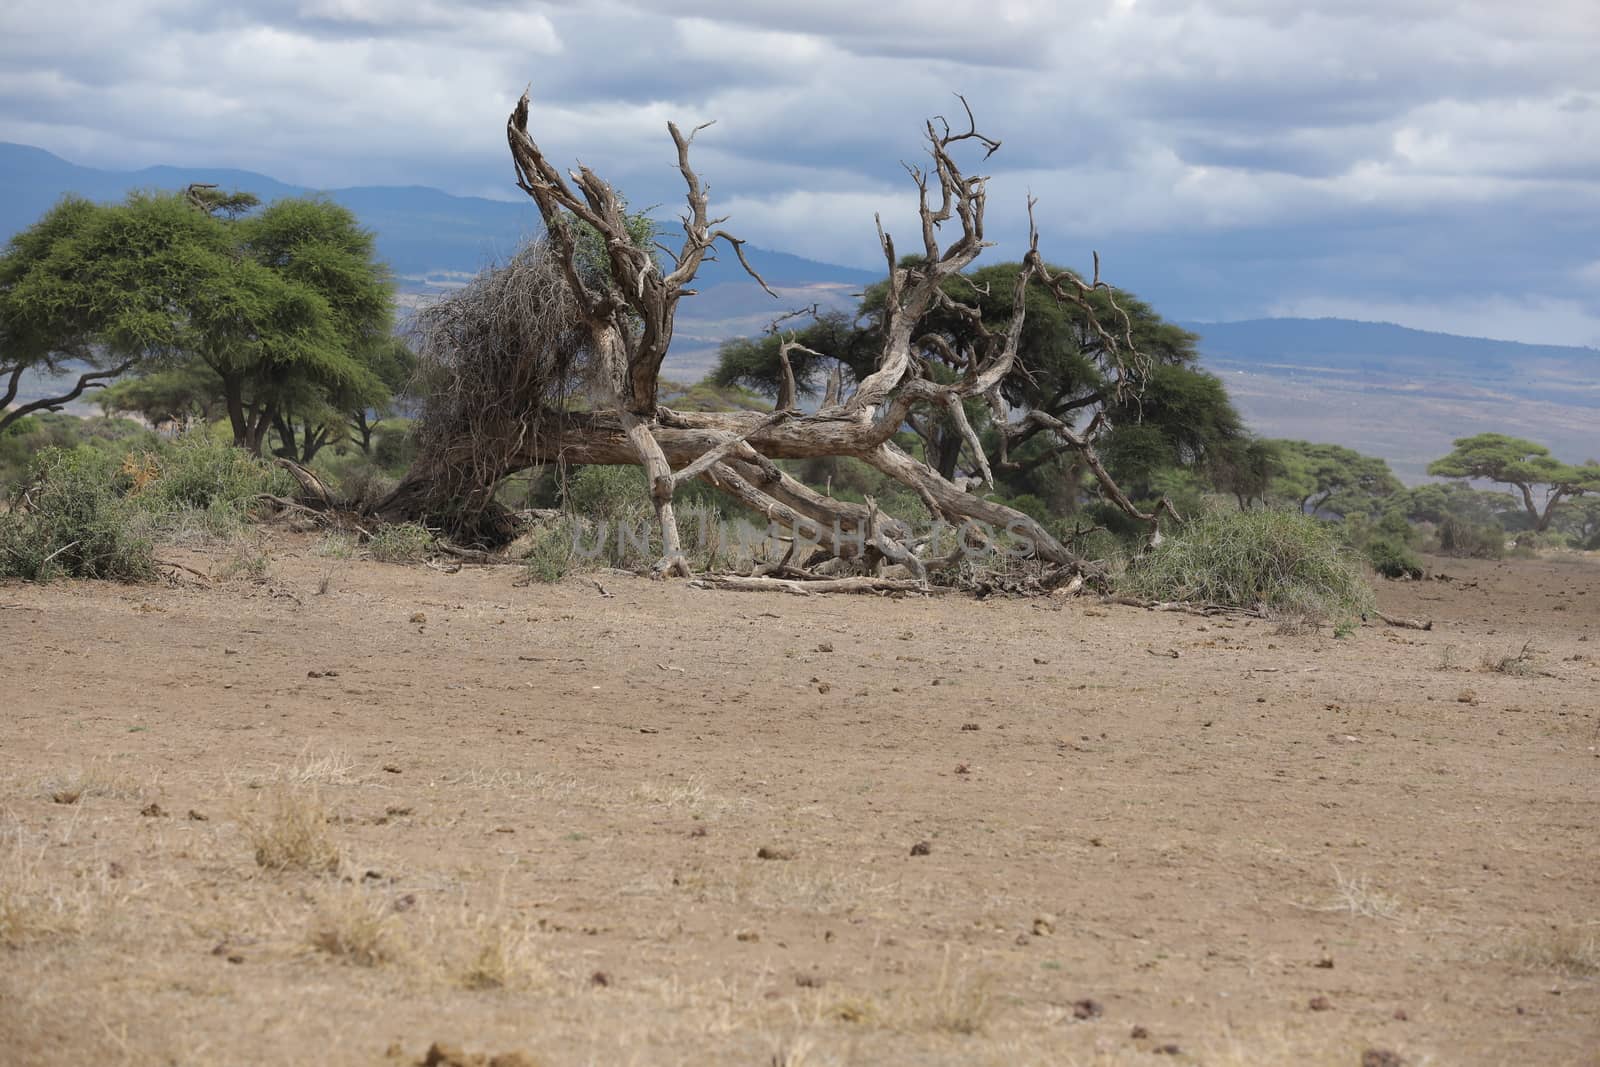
[{"x1": 3, "y1": 0, "x2": 1598, "y2": 344}]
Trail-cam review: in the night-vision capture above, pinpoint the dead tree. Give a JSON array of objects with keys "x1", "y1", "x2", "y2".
[{"x1": 377, "y1": 91, "x2": 1173, "y2": 580}]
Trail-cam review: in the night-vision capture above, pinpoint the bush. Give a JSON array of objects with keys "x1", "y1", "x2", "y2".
[
  {"x1": 1436, "y1": 515, "x2": 1504, "y2": 559},
  {"x1": 563, "y1": 465, "x2": 651, "y2": 522},
  {"x1": 126, "y1": 433, "x2": 296, "y2": 545},
  {"x1": 366, "y1": 522, "x2": 435, "y2": 563},
  {"x1": 0, "y1": 447, "x2": 155, "y2": 581},
  {"x1": 522, "y1": 518, "x2": 580, "y2": 583},
  {"x1": 1366, "y1": 536, "x2": 1423, "y2": 580},
  {"x1": 1121, "y1": 507, "x2": 1374, "y2": 623}
]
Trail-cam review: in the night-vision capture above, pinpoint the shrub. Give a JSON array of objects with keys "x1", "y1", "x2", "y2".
[
  {"x1": 1366, "y1": 536, "x2": 1423, "y2": 580},
  {"x1": 1121, "y1": 507, "x2": 1374, "y2": 623},
  {"x1": 563, "y1": 465, "x2": 651, "y2": 522},
  {"x1": 1437, "y1": 515, "x2": 1504, "y2": 559},
  {"x1": 366, "y1": 522, "x2": 435, "y2": 563},
  {"x1": 0, "y1": 447, "x2": 155, "y2": 581},
  {"x1": 142, "y1": 433, "x2": 292, "y2": 515}
]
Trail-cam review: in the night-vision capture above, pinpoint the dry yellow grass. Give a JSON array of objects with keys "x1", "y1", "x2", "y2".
[
  {"x1": 1495, "y1": 924, "x2": 1600, "y2": 977},
  {"x1": 243, "y1": 788, "x2": 340, "y2": 873},
  {"x1": 307, "y1": 884, "x2": 405, "y2": 966},
  {"x1": 456, "y1": 914, "x2": 546, "y2": 991}
]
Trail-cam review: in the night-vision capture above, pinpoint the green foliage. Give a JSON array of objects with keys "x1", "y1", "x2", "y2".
[
  {"x1": 711, "y1": 261, "x2": 1245, "y2": 508},
  {"x1": 0, "y1": 447, "x2": 154, "y2": 581},
  {"x1": 142, "y1": 434, "x2": 293, "y2": 514},
  {"x1": 1437, "y1": 515, "x2": 1505, "y2": 559},
  {"x1": 365, "y1": 522, "x2": 435, "y2": 563},
  {"x1": 659, "y1": 378, "x2": 771, "y2": 413},
  {"x1": 1428, "y1": 433, "x2": 1600, "y2": 532},
  {"x1": 1, "y1": 188, "x2": 398, "y2": 454},
  {"x1": 562, "y1": 465, "x2": 651, "y2": 522},
  {"x1": 1387, "y1": 480, "x2": 1512, "y2": 527},
  {"x1": 522, "y1": 517, "x2": 581, "y2": 583},
  {"x1": 0, "y1": 427, "x2": 303, "y2": 582},
  {"x1": 1365, "y1": 536, "x2": 1424, "y2": 580},
  {"x1": 0, "y1": 413, "x2": 155, "y2": 487},
  {"x1": 571, "y1": 198, "x2": 657, "y2": 289},
  {"x1": 1122, "y1": 508, "x2": 1375, "y2": 623},
  {"x1": 1269, "y1": 440, "x2": 1401, "y2": 517}
]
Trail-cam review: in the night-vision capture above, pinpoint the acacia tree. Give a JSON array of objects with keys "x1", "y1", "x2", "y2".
[
  {"x1": 712, "y1": 264, "x2": 1239, "y2": 499},
  {"x1": 1427, "y1": 433, "x2": 1599, "y2": 532},
  {"x1": 0, "y1": 194, "x2": 219, "y2": 434},
  {"x1": 1271, "y1": 440, "x2": 1400, "y2": 517},
  {"x1": 379, "y1": 92, "x2": 1174, "y2": 583},
  {"x1": 1, "y1": 189, "x2": 394, "y2": 455}
]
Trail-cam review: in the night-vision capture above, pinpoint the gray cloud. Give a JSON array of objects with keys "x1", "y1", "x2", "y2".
[{"x1": 1, "y1": 0, "x2": 1597, "y2": 343}]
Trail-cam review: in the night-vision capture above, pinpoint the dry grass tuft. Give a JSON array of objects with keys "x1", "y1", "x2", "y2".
[
  {"x1": 276, "y1": 749, "x2": 356, "y2": 786},
  {"x1": 244, "y1": 789, "x2": 340, "y2": 873},
  {"x1": 458, "y1": 914, "x2": 545, "y2": 990},
  {"x1": 1483, "y1": 640, "x2": 1542, "y2": 677},
  {"x1": 917, "y1": 948, "x2": 994, "y2": 1035},
  {"x1": 766, "y1": 1034, "x2": 816, "y2": 1067},
  {"x1": 0, "y1": 829, "x2": 101, "y2": 947},
  {"x1": 307, "y1": 884, "x2": 405, "y2": 966},
  {"x1": 1295, "y1": 867, "x2": 1402, "y2": 921},
  {"x1": 39, "y1": 763, "x2": 140, "y2": 804},
  {"x1": 1494, "y1": 925, "x2": 1600, "y2": 977}
]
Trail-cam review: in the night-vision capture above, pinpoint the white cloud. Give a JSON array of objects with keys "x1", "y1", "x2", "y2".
[{"x1": 3, "y1": 0, "x2": 1599, "y2": 343}]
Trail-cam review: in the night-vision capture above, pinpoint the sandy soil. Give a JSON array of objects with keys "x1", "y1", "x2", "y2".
[{"x1": 2, "y1": 542, "x2": 1597, "y2": 1066}]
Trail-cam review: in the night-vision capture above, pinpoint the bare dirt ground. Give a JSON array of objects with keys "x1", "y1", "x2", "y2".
[{"x1": 2, "y1": 541, "x2": 1597, "y2": 1066}]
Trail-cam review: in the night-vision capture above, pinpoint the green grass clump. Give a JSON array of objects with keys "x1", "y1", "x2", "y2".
[
  {"x1": 366, "y1": 522, "x2": 435, "y2": 563},
  {"x1": 0, "y1": 447, "x2": 155, "y2": 581},
  {"x1": 141, "y1": 434, "x2": 293, "y2": 514},
  {"x1": 522, "y1": 518, "x2": 580, "y2": 583},
  {"x1": 1121, "y1": 507, "x2": 1374, "y2": 623},
  {"x1": 562, "y1": 465, "x2": 651, "y2": 522}
]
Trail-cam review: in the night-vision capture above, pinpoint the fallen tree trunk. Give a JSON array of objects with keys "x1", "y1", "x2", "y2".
[{"x1": 375, "y1": 90, "x2": 1174, "y2": 580}]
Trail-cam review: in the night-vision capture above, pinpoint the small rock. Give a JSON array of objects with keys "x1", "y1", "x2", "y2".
[
  {"x1": 383, "y1": 764, "x2": 402, "y2": 774},
  {"x1": 187, "y1": 809, "x2": 208, "y2": 821},
  {"x1": 815, "y1": 681, "x2": 831, "y2": 694},
  {"x1": 1130, "y1": 1025, "x2": 1149, "y2": 1039},
  {"x1": 51, "y1": 790, "x2": 81, "y2": 805},
  {"x1": 1314, "y1": 956, "x2": 1334, "y2": 968},
  {"x1": 1392, "y1": 1008, "x2": 1408, "y2": 1021},
  {"x1": 1309, "y1": 995, "x2": 1333, "y2": 1011},
  {"x1": 954, "y1": 763, "x2": 971, "y2": 775},
  {"x1": 756, "y1": 846, "x2": 794, "y2": 861},
  {"x1": 736, "y1": 930, "x2": 760, "y2": 942},
  {"x1": 409, "y1": 612, "x2": 427, "y2": 624},
  {"x1": 1032, "y1": 915, "x2": 1055, "y2": 936},
  {"x1": 140, "y1": 802, "x2": 166, "y2": 817},
  {"x1": 1153, "y1": 1045, "x2": 1181, "y2": 1056},
  {"x1": 1362, "y1": 1051, "x2": 1405, "y2": 1067},
  {"x1": 960, "y1": 723, "x2": 980, "y2": 731},
  {"x1": 816, "y1": 642, "x2": 833, "y2": 652},
  {"x1": 392, "y1": 894, "x2": 417, "y2": 913},
  {"x1": 1072, "y1": 998, "x2": 1103, "y2": 1020},
  {"x1": 910, "y1": 840, "x2": 932, "y2": 856},
  {"x1": 590, "y1": 970, "x2": 611, "y2": 987}
]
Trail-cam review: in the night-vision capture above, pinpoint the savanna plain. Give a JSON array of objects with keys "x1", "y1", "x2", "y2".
[{"x1": 2, "y1": 543, "x2": 1597, "y2": 1066}]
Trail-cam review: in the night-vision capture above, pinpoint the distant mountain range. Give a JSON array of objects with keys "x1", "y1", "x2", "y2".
[{"x1": 3, "y1": 143, "x2": 1595, "y2": 481}]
